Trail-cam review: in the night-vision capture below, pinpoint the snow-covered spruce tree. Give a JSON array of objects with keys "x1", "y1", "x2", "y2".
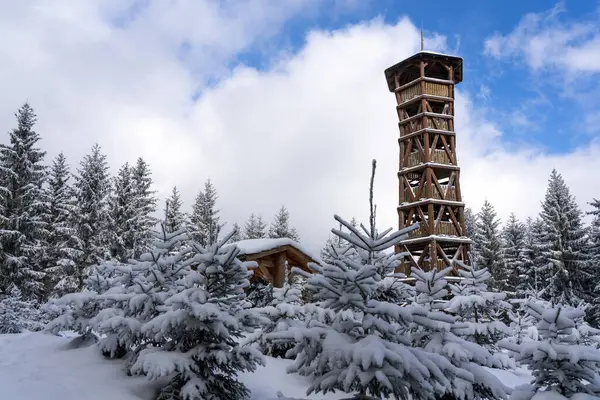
[
  {"x1": 587, "y1": 198, "x2": 600, "y2": 327},
  {"x1": 505, "y1": 296, "x2": 537, "y2": 345},
  {"x1": 538, "y1": 169, "x2": 591, "y2": 309},
  {"x1": 465, "y1": 207, "x2": 479, "y2": 263},
  {"x1": 268, "y1": 205, "x2": 300, "y2": 241},
  {"x1": 373, "y1": 251, "x2": 415, "y2": 305},
  {"x1": 319, "y1": 233, "x2": 350, "y2": 264},
  {"x1": 188, "y1": 179, "x2": 223, "y2": 247},
  {"x1": 254, "y1": 266, "x2": 304, "y2": 358},
  {"x1": 108, "y1": 162, "x2": 137, "y2": 262},
  {"x1": 164, "y1": 186, "x2": 187, "y2": 233},
  {"x1": 246, "y1": 278, "x2": 274, "y2": 308},
  {"x1": 521, "y1": 298, "x2": 600, "y2": 347},
  {"x1": 501, "y1": 213, "x2": 527, "y2": 295},
  {"x1": 446, "y1": 261, "x2": 512, "y2": 354},
  {"x1": 0, "y1": 102, "x2": 47, "y2": 300},
  {"x1": 228, "y1": 222, "x2": 243, "y2": 243},
  {"x1": 243, "y1": 213, "x2": 267, "y2": 239},
  {"x1": 411, "y1": 266, "x2": 510, "y2": 400},
  {"x1": 45, "y1": 260, "x2": 116, "y2": 341},
  {"x1": 268, "y1": 213, "x2": 473, "y2": 399},
  {"x1": 267, "y1": 160, "x2": 472, "y2": 400},
  {"x1": 319, "y1": 219, "x2": 357, "y2": 264},
  {"x1": 318, "y1": 219, "x2": 364, "y2": 284},
  {"x1": 518, "y1": 217, "x2": 545, "y2": 295},
  {"x1": 464, "y1": 207, "x2": 478, "y2": 239},
  {"x1": 42, "y1": 152, "x2": 80, "y2": 298},
  {"x1": 106, "y1": 158, "x2": 158, "y2": 262},
  {"x1": 130, "y1": 230, "x2": 265, "y2": 400},
  {"x1": 501, "y1": 302, "x2": 600, "y2": 399},
  {"x1": 86, "y1": 261, "x2": 134, "y2": 358},
  {"x1": 0, "y1": 285, "x2": 47, "y2": 333},
  {"x1": 70, "y1": 143, "x2": 111, "y2": 291},
  {"x1": 570, "y1": 306, "x2": 600, "y2": 348},
  {"x1": 46, "y1": 225, "x2": 191, "y2": 354},
  {"x1": 90, "y1": 226, "x2": 191, "y2": 360},
  {"x1": 290, "y1": 273, "x2": 314, "y2": 304},
  {"x1": 474, "y1": 200, "x2": 505, "y2": 291},
  {"x1": 130, "y1": 157, "x2": 158, "y2": 258},
  {"x1": 589, "y1": 198, "x2": 600, "y2": 274}
]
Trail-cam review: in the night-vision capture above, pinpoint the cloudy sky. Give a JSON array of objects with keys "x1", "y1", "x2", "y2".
[{"x1": 1, "y1": 0, "x2": 599, "y2": 254}]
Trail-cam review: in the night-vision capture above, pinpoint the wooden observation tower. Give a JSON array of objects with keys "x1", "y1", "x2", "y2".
[{"x1": 384, "y1": 50, "x2": 471, "y2": 273}]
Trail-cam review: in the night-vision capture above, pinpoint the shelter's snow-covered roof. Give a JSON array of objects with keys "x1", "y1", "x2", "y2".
[{"x1": 228, "y1": 238, "x2": 320, "y2": 262}]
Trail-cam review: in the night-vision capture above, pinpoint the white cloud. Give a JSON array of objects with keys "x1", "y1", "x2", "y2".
[
  {"x1": 483, "y1": 3, "x2": 600, "y2": 75},
  {"x1": 0, "y1": 1, "x2": 599, "y2": 255},
  {"x1": 0, "y1": 0, "x2": 360, "y2": 195}
]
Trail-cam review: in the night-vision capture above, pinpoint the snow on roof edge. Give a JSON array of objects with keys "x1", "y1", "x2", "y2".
[{"x1": 226, "y1": 238, "x2": 321, "y2": 264}]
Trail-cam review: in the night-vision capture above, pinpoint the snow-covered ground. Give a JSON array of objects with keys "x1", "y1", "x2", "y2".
[{"x1": 0, "y1": 332, "x2": 531, "y2": 400}]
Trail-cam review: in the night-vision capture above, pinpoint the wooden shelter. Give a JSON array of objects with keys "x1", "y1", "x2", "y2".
[
  {"x1": 231, "y1": 238, "x2": 318, "y2": 288},
  {"x1": 384, "y1": 50, "x2": 471, "y2": 273}
]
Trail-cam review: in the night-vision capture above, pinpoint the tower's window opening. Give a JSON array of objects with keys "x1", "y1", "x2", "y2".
[
  {"x1": 409, "y1": 177, "x2": 421, "y2": 189},
  {"x1": 408, "y1": 213, "x2": 427, "y2": 225},
  {"x1": 404, "y1": 102, "x2": 420, "y2": 118},
  {"x1": 435, "y1": 168, "x2": 452, "y2": 180},
  {"x1": 434, "y1": 139, "x2": 452, "y2": 151},
  {"x1": 429, "y1": 100, "x2": 447, "y2": 114},
  {"x1": 398, "y1": 64, "x2": 421, "y2": 86},
  {"x1": 425, "y1": 62, "x2": 448, "y2": 80}
]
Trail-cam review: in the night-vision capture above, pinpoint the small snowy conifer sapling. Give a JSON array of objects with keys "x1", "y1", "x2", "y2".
[
  {"x1": 45, "y1": 224, "x2": 190, "y2": 358},
  {"x1": 45, "y1": 259, "x2": 116, "y2": 341},
  {"x1": 90, "y1": 225, "x2": 190, "y2": 360},
  {"x1": 505, "y1": 297, "x2": 537, "y2": 345},
  {"x1": 411, "y1": 266, "x2": 511, "y2": 400},
  {"x1": 0, "y1": 285, "x2": 46, "y2": 334},
  {"x1": 446, "y1": 261, "x2": 512, "y2": 354},
  {"x1": 501, "y1": 302, "x2": 600, "y2": 399},
  {"x1": 254, "y1": 265, "x2": 305, "y2": 358},
  {"x1": 269, "y1": 213, "x2": 473, "y2": 399},
  {"x1": 130, "y1": 229, "x2": 265, "y2": 400},
  {"x1": 246, "y1": 278, "x2": 274, "y2": 308}
]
